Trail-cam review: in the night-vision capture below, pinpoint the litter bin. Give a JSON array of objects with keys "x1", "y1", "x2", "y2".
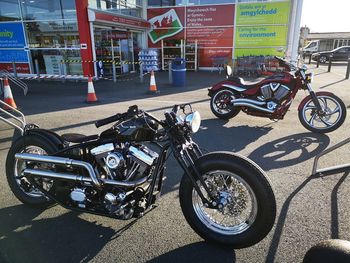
[{"x1": 172, "y1": 58, "x2": 186, "y2": 87}]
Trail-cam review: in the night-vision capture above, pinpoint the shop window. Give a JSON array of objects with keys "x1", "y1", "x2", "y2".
[
  {"x1": 188, "y1": 0, "x2": 234, "y2": 5},
  {"x1": 0, "y1": 0, "x2": 21, "y2": 21},
  {"x1": 25, "y1": 21, "x2": 79, "y2": 48},
  {"x1": 31, "y1": 49, "x2": 82, "y2": 75},
  {"x1": 148, "y1": 0, "x2": 176, "y2": 7},
  {"x1": 20, "y1": 0, "x2": 76, "y2": 21},
  {"x1": 89, "y1": 0, "x2": 143, "y2": 17}
]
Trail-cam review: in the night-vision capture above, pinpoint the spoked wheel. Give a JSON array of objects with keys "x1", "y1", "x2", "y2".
[
  {"x1": 6, "y1": 136, "x2": 58, "y2": 207},
  {"x1": 192, "y1": 171, "x2": 258, "y2": 236},
  {"x1": 210, "y1": 89, "x2": 240, "y2": 119},
  {"x1": 179, "y1": 152, "x2": 276, "y2": 248},
  {"x1": 299, "y1": 94, "x2": 346, "y2": 133}
]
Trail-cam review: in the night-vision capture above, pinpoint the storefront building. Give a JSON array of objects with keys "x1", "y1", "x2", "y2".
[{"x1": 0, "y1": 0, "x2": 302, "y2": 77}]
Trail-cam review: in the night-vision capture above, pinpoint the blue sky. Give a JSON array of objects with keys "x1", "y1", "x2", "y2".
[{"x1": 301, "y1": 0, "x2": 350, "y2": 32}]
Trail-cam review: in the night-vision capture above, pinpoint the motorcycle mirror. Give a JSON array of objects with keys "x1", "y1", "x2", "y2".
[{"x1": 226, "y1": 65, "x2": 233, "y2": 77}]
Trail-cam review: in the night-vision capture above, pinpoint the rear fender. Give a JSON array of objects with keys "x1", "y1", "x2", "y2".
[
  {"x1": 298, "y1": 91, "x2": 334, "y2": 111},
  {"x1": 12, "y1": 128, "x2": 65, "y2": 151},
  {"x1": 208, "y1": 80, "x2": 242, "y2": 97}
]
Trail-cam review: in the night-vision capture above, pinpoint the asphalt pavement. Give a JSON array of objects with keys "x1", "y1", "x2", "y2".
[{"x1": 0, "y1": 65, "x2": 350, "y2": 263}]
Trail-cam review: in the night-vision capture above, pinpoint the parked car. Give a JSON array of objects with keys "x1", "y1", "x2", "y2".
[{"x1": 312, "y1": 46, "x2": 350, "y2": 63}]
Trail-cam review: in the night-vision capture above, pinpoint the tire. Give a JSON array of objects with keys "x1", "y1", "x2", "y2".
[
  {"x1": 179, "y1": 152, "x2": 276, "y2": 248},
  {"x1": 319, "y1": 56, "x2": 327, "y2": 64},
  {"x1": 298, "y1": 93, "x2": 346, "y2": 133},
  {"x1": 6, "y1": 135, "x2": 59, "y2": 207},
  {"x1": 210, "y1": 89, "x2": 240, "y2": 120}
]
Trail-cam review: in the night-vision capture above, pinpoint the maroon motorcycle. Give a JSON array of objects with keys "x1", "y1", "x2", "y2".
[{"x1": 208, "y1": 56, "x2": 346, "y2": 133}]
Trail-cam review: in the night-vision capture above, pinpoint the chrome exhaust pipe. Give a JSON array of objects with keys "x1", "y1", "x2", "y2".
[
  {"x1": 22, "y1": 168, "x2": 148, "y2": 188},
  {"x1": 231, "y1": 98, "x2": 274, "y2": 113},
  {"x1": 15, "y1": 153, "x2": 102, "y2": 187},
  {"x1": 231, "y1": 98, "x2": 266, "y2": 106}
]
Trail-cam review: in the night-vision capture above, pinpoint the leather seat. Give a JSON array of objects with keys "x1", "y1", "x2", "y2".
[
  {"x1": 61, "y1": 133, "x2": 99, "y2": 143},
  {"x1": 227, "y1": 76, "x2": 263, "y2": 89}
]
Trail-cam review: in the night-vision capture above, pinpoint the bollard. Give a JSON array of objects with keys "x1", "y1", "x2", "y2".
[
  {"x1": 328, "y1": 55, "x2": 333, "y2": 72},
  {"x1": 346, "y1": 58, "x2": 350, "y2": 79},
  {"x1": 308, "y1": 54, "x2": 312, "y2": 64},
  {"x1": 168, "y1": 61, "x2": 172, "y2": 84},
  {"x1": 140, "y1": 62, "x2": 143, "y2": 83},
  {"x1": 12, "y1": 61, "x2": 17, "y2": 78},
  {"x1": 317, "y1": 56, "x2": 320, "y2": 68},
  {"x1": 34, "y1": 59, "x2": 41, "y2": 82},
  {"x1": 112, "y1": 61, "x2": 117, "y2": 83},
  {"x1": 59, "y1": 63, "x2": 66, "y2": 83}
]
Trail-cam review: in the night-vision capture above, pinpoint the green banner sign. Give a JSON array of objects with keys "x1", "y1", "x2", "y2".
[
  {"x1": 234, "y1": 47, "x2": 285, "y2": 58},
  {"x1": 236, "y1": 1, "x2": 290, "y2": 25},
  {"x1": 235, "y1": 25, "x2": 288, "y2": 47}
]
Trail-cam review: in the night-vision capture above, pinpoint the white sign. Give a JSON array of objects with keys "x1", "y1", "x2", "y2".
[{"x1": 43, "y1": 55, "x2": 63, "y2": 75}]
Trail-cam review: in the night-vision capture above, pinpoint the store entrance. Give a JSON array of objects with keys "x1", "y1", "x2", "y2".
[{"x1": 94, "y1": 27, "x2": 133, "y2": 77}]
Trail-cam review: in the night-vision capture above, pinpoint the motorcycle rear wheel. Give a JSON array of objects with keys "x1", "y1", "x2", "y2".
[
  {"x1": 6, "y1": 135, "x2": 59, "y2": 207},
  {"x1": 179, "y1": 152, "x2": 276, "y2": 248},
  {"x1": 210, "y1": 89, "x2": 240, "y2": 119}
]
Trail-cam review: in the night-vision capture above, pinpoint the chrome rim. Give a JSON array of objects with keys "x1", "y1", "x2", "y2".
[
  {"x1": 192, "y1": 171, "x2": 258, "y2": 235},
  {"x1": 319, "y1": 56, "x2": 327, "y2": 63},
  {"x1": 302, "y1": 96, "x2": 342, "y2": 130},
  {"x1": 212, "y1": 90, "x2": 235, "y2": 115},
  {"x1": 14, "y1": 146, "x2": 49, "y2": 198}
]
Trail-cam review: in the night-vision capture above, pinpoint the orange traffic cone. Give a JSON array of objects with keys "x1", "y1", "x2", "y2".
[
  {"x1": 86, "y1": 76, "x2": 98, "y2": 103},
  {"x1": 147, "y1": 70, "x2": 159, "y2": 94},
  {"x1": 3, "y1": 77, "x2": 17, "y2": 110}
]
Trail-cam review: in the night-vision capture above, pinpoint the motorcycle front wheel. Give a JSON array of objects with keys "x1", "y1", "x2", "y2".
[
  {"x1": 298, "y1": 93, "x2": 346, "y2": 133},
  {"x1": 210, "y1": 89, "x2": 240, "y2": 119},
  {"x1": 179, "y1": 152, "x2": 276, "y2": 248}
]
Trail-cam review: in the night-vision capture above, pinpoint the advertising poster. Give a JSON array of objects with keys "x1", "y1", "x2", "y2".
[
  {"x1": 0, "y1": 22, "x2": 30, "y2": 73},
  {"x1": 147, "y1": 5, "x2": 234, "y2": 66},
  {"x1": 235, "y1": 25, "x2": 288, "y2": 47},
  {"x1": 148, "y1": 7, "x2": 185, "y2": 46},
  {"x1": 199, "y1": 48, "x2": 232, "y2": 67},
  {"x1": 234, "y1": 47, "x2": 285, "y2": 58},
  {"x1": 235, "y1": 0, "x2": 290, "y2": 61},
  {"x1": 186, "y1": 5, "x2": 234, "y2": 48},
  {"x1": 236, "y1": 1, "x2": 290, "y2": 25},
  {"x1": 0, "y1": 22, "x2": 26, "y2": 48},
  {"x1": 186, "y1": 27, "x2": 233, "y2": 48},
  {"x1": 186, "y1": 5, "x2": 234, "y2": 27}
]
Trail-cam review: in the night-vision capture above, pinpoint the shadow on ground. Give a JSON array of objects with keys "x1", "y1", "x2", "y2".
[
  {"x1": 7, "y1": 71, "x2": 223, "y2": 116},
  {"x1": 147, "y1": 242, "x2": 235, "y2": 263},
  {"x1": 195, "y1": 118, "x2": 274, "y2": 152},
  {"x1": 265, "y1": 171, "x2": 349, "y2": 262},
  {"x1": 249, "y1": 132, "x2": 330, "y2": 171},
  {"x1": 0, "y1": 205, "x2": 120, "y2": 263}
]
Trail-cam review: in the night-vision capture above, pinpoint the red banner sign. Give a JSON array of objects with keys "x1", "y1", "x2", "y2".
[
  {"x1": 94, "y1": 11, "x2": 150, "y2": 29},
  {"x1": 198, "y1": 48, "x2": 232, "y2": 67},
  {"x1": 186, "y1": 5, "x2": 234, "y2": 27},
  {"x1": 0, "y1": 63, "x2": 30, "y2": 73},
  {"x1": 186, "y1": 27, "x2": 233, "y2": 48}
]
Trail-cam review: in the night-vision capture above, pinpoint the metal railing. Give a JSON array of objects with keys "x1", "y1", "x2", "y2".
[
  {"x1": 0, "y1": 99, "x2": 26, "y2": 135},
  {"x1": 312, "y1": 137, "x2": 350, "y2": 176},
  {"x1": 0, "y1": 70, "x2": 28, "y2": 95}
]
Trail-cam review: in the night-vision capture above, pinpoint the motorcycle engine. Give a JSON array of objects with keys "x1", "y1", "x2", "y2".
[
  {"x1": 90, "y1": 143, "x2": 158, "y2": 181},
  {"x1": 260, "y1": 83, "x2": 290, "y2": 102}
]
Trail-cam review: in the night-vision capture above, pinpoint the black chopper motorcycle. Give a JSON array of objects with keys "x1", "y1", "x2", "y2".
[{"x1": 5, "y1": 104, "x2": 276, "y2": 248}]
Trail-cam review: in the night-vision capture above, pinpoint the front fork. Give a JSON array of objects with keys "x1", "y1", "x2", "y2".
[
  {"x1": 302, "y1": 71, "x2": 324, "y2": 113},
  {"x1": 174, "y1": 142, "x2": 217, "y2": 208}
]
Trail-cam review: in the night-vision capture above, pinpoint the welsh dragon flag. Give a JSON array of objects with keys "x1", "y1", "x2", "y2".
[{"x1": 148, "y1": 9, "x2": 183, "y2": 44}]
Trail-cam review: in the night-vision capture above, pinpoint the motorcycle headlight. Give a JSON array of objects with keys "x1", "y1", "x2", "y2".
[{"x1": 185, "y1": 111, "x2": 201, "y2": 133}]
